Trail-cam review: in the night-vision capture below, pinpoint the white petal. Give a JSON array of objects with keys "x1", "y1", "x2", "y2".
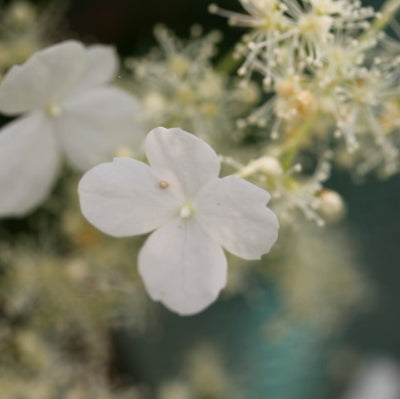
[
  {"x1": 74, "y1": 45, "x2": 118, "y2": 93},
  {"x1": 145, "y1": 127, "x2": 220, "y2": 198},
  {"x1": 0, "y1": 113, "x2": 60, "y2": 217},
  {"x1": 343, "y1": 360, "x2": 400, "y2": 399},
  {"x1": 0, "y1": 41, "x2": 87, "y2": 115},
  {"x1": 138, "y1": 219, "x2": 227, "y2": 315},
  {"x1": 57, "y1": 86, "x2": 146, "y2": 171},
  {"x1": 195, "y1": 176, "x2": 279, "y2": 260},
  {"x1": 78, "y1": 158, "x2": 180, "y2": 237}
]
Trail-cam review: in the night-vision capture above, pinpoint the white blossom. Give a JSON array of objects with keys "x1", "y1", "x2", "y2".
[
  {"x1": 210, "y1": 0, "x2": 375, "y2": 84},
  {"x1": 0, "y1": 40, "x2": 146, "y2": 217},
  {"x1": 78, "y1": 127, "x2": 279, "y2": 315},
  {"x1": 126, "y1": 26, "x2": 258, "y2": 143},
  {"x1": 343, "y1": 359, "x2": 400, "y2": 399}
]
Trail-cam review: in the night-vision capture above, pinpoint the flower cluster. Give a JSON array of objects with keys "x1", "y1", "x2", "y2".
[
  {"x1": 0, "y1": 0, "x2": 398, "y2": 396},
  {"x1": 209, "y1": 0, "x2": 375, "y2": 82},
  {"x1": 0, "y1": 37, "x2": 280, "y2": 317},
  {"x1": 211, "y1": 0, "x2": 400, "y2": 180},
  {"x1": 126, "y1": 25, "x2": 259, "y2": 144}
]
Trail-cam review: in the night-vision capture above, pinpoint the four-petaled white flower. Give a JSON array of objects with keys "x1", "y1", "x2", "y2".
[
  {"x1": 78, "y1": 127, "x2": 279, "y2": 315},
  {"x1": 0, "y1": 40, "x2": 146, "y2": 217}
]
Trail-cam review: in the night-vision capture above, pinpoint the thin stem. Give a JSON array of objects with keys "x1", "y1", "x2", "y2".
[
  {"x1": 281, "y1": 113, "x2": 319, "y2": 170},
  {"x1": 215, "y1": 50, "x2": 242, "y2": 74},
  {"x1": 363, "y1": 0, "x2": 400, "y2": 39}
]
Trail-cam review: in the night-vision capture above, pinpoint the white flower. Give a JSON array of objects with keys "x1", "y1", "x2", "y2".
[
  {"x1": 343, "y1": 359, "x2": 400, "y2": 399},
  {"x1": 210, "y1": 0, "x2": 375, "y2": 84},
  {"x1": 78, "y1": 127, "x2": 279, "y2": 315},
  {"x1": 0, "y1": 40, "x2": 146, "y2": 217}
]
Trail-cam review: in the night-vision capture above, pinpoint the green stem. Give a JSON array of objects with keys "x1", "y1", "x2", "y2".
[
  {"x1": 281, "y1": 113, "x2": 318, "y2": 170},
  {"x1": 373, "y1": 0, "x2": 400, "y2": 31},
  {"x1": 215, "y1": 50, "x2": 242, "y2": 74},
  {"x1": 362, "y1": 0, "x2": 400, "y2": 40}
]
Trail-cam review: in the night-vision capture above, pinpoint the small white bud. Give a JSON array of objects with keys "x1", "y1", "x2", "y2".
[
  {"x1": 316, "y1": 190, "x2": 346, "y2": 223},
  {"x1": 259, "y1": 156, "x2": 283, "y2": 176},
  {"x1": 293, "y1": 163, "x2": 303, "y2": 173},
  {"x1": 238, "y1": 66, "x2": 247, "y2": 76},
  {"x1": 208, "y1": 4, "x2": 218, "y2": 14}
]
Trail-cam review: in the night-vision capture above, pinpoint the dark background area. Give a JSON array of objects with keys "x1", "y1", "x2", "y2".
[{"x1": 65, "y1": 0, "x2": 241, "y2": 53}]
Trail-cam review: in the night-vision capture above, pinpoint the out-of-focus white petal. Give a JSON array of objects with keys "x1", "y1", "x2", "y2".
[
  {"x1": 57, "y1": 86, "x2": 146, "y2": 171},
  {"x1": 0, "y1": 40, "x2": 86, "y2": 115},
  {"x1": 145, "y1": 127, "x2": 220, "y2": 198},
  {"x1": 0, "y1": 113, "x2": 60, "y2": 217},
  {"x1": 195, "y1": 176, "x2": 279, "y2": 260},
  {"x1": 78, "y1": 158, "x2": 180, "y2": 237},
  {"x1": 138, "y1": 219, "x2": 227, "y2": 315},
  {"x1": 343, "y1": 359, "x2": 400, "y2": 399},
  {"x1": 75, "y1": 45, "x2": 118, "y2": 92}
]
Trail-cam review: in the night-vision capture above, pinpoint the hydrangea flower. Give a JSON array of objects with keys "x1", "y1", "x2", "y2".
[
  {"x1": 0, "y1": 40, "x2": 145, "y2": 217},
  {"x1": 78, "y1": 127, "x2": 279, "y2": 315}
]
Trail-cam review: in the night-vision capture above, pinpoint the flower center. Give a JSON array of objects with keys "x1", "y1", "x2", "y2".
[
  {"x1": 180, "y1": 202, "x2": 195, "y2": 219},
  {"x1": 45, "y1": 101, "x2": 62, "y2": 117}
]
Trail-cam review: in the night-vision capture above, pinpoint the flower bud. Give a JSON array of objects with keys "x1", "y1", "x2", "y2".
[{"x1": 316, "y1": 189, "x2": 346, "y2": 223}]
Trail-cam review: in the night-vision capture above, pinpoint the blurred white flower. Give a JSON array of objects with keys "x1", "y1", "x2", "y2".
[
  {"x1": 0, "y1": 40, "x2": 145, "y2": 217},
  {"x1": 78, "y1": 127, "x2": 279, "y2": 315},
  {"x1": 127, "y1": 26, "x2": 258, "y2": 143},
  {"x1": 343, "y1": 359, "x2": 400, "y2": 399}
]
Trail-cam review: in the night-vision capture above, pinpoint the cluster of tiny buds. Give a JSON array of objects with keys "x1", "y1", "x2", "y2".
[
  {"x1": 227, "y1": 147, "x2": 344, "y2": 227},
  {"x1": 210, "y1": 0, "x2": 377, "y2": 82}
]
